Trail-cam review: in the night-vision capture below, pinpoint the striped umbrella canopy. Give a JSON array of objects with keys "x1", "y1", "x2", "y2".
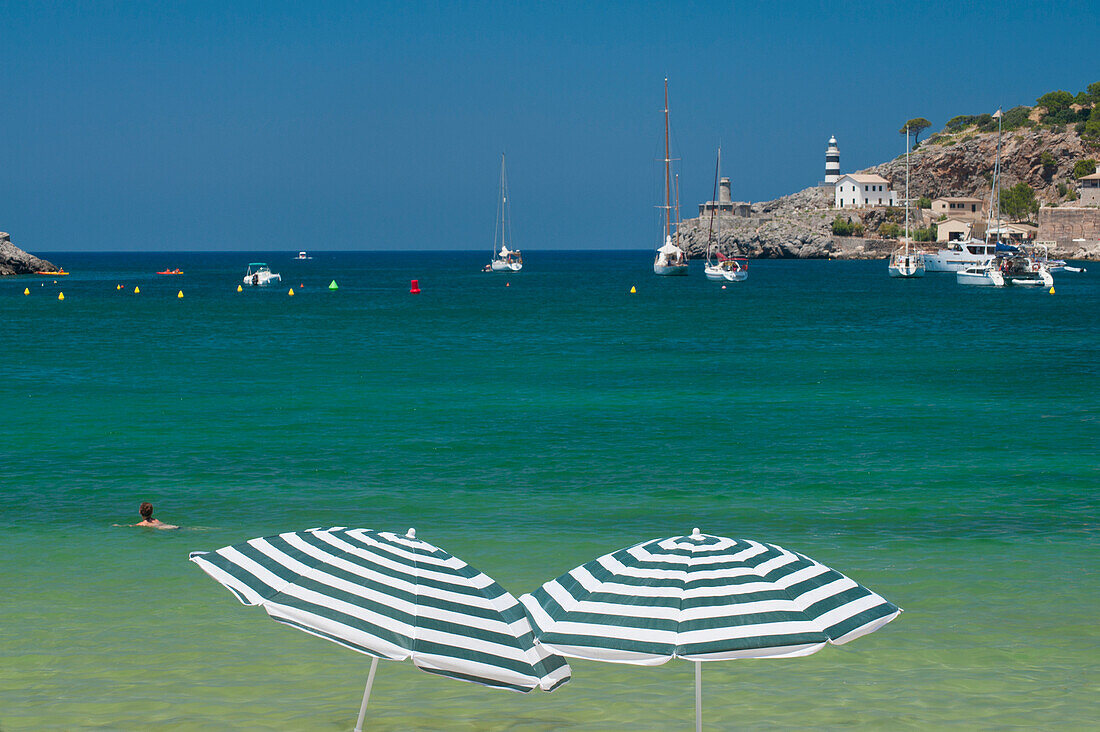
[
  {"x1": 519, "y1": 529, "x2": 899, "y2": 731},
  {"x1": 190, "y1": 526, "x2": 570, "y2": 730}
]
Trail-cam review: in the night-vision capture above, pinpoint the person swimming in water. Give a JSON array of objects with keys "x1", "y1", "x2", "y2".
[{"x1": 131, "y1": 502, "x2": 178, "y2": 530}]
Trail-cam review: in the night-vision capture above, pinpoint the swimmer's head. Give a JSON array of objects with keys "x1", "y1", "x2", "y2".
[{"x1": 139, "y1": 502, "x2": 154, "y2": 520}]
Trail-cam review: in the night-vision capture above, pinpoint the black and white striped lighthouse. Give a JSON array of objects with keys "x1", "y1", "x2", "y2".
[{"x1": 824, "y1": 136, "x2": 840, "y2": 183}]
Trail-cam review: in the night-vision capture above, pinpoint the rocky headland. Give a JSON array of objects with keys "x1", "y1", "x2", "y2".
[
  {"x1": 0, "y1": 233, "x2": 57, "y2": 275},
  {"x1": 677, "y1": 112, "x2": 1100, "y2": 260}
]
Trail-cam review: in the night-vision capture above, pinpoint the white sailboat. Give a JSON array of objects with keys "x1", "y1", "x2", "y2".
[
  {"x1": 653, "y1": 78, "x2": 688, "y2": 276},
  {"x1": 487, "y1": 154, "x2": 523, "y2": 273},
  {"x1": 888, "y1": 125, "x2": 925, "y2": 278},
  {"x1": 703, "y1": 146, "x2": 748, "y2": 282}
]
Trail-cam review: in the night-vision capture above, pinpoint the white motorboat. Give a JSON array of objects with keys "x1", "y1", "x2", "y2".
[
  {"x1": 956, "y1": 264, "x2": 1003, "y2": 286},
  {"x1": 653, "y1": 78, "x2": 689, "y2": 277},
  {"x1": 957, "y1": 245, "x2": 1053, "y2": 288},
  {"x1": 243, "y1": 263, "x2": 282, "y2": 286},
  {"x1": 887, "y1": 125, "x2": 924, "y2": 278},
  {"x1": 294, "y1": 251, "x2": 311, "y2": 260},
  {"x1": 922, "y1": 240, "x2": 997, "y2": 272},
  {"x1": 487, "y1": 154, "x2": 523, "y2": 273}
]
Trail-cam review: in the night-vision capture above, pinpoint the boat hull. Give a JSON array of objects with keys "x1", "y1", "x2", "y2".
[
  {"x1": 956, "y1": 269, "x2": 1002, "y2": 286},
  {"x1": 490, "y1": 260, "x2": 522, "y2": 272},
  {"x1": 653, "y1": 263, "x2": 689, "y2": 276},
  {"x1": 888, "y1": 263, "x2": 925, "y2": 278},
  {"x1": 243, "y1": 273, "x2": 282, "y2": 286},
  {"x1": 704, "y1": 265, "x2": 747, "y2": 282}
]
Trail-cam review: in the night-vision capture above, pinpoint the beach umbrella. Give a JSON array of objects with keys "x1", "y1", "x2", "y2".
[
  {"x1": 190, "y1": 526, "x2": 570, "y2": 730},
  {"x1": 519, "y1": 528, "x2": 900, "y2": 731}
]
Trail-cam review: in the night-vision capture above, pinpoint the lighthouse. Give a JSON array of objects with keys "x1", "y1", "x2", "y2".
[{"x1": 824, "y1": 136, "x2": 841, "y2": 183}]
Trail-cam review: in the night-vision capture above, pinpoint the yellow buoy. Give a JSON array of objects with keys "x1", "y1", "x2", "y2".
[
  {"x1": 134, "y1": 286, "x2": 140, "y2": 294},
  {"x1": 24, "y1": 287, "x2": 30, "y2": 296},
  {"x1": 630, "y1": 285, "x2": 637, "y2": 294},
  {"x1": 1049, "y1": 287, "x2": 1055, "y2": 294},
  {"x1": 58, "y1": 292, "x2": 65, "y2": 301},
  {"x1": 288, "y1": 287, "x2": 295, "y2": 297},
  {"x1": 117, "y1": 284, "x2": 122, "y2": 290},
  {"x1": 177, "y1": 290, "x2": 184, "y2": 299},
  {"x1": 237, "y1": 284, "x2": 243, "y2": 292}
]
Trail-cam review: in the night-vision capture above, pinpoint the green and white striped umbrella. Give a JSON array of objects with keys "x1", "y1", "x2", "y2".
[
  {"x1": 519, "y1": 529, "x2": 899, "y2": 730},
  {"x1": 190, "y1": 526, "x2": 570, "y2": 730}
]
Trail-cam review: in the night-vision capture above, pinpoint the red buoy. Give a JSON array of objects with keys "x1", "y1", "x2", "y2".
[{"x1": 410, "y1": 279, "x2": 421, "y2": 294}]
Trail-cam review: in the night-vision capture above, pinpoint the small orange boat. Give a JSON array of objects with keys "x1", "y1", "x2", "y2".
[
  {"x1": 157, "y1": 269, "x2": 184, "y2": 275},
  {"x1": 36, "y1": 270, "x2": 68, "y2": 275}
]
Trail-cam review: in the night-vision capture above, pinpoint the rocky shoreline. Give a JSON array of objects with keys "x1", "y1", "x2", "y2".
[
  {"x1": 0, "y1": 233, "x2": 56, "y2": 275},
  {"x1": 676, "y1": 125, "x2": 1100, "y2": 261}
]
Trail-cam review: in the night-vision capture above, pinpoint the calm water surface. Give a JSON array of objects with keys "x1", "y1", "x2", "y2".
[{"x1": 1, "y1": 252, "x2": 1097, "y2": 729}]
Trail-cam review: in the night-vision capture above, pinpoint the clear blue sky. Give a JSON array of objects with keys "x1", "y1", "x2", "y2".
[{"x1": 2, "y1": 1, "x2": 1097, "y2": 251}]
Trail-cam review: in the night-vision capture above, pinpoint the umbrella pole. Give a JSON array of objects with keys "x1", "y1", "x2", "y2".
[
  {"x1": 694, "y1": 661, "x2": 702, "y2": 732},
  {"x1": 353, "y1": 657, "x2": 379, "y2": 732}
]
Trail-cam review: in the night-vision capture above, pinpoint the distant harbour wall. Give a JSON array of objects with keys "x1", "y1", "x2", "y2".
[{"x1": 1037, "y1": 207, "x2": 1100, "y2": 258}]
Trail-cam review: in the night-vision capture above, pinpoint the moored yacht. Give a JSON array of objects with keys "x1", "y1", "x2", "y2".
[
  {"x1": 922, "y1": 240, "x2": 997, "y2": 272},
  {"x1": 243, "y1": 263, "x2": 282, "y2": 286},
  {"x1": 652, "y1": 78, "x2": 689, "y2": 276},
  {"x1": 487, "y1": 154, "x2": 523, "y2": 273},
  {"x1": 887, "y1": 124, "x2": 924, "y2": 278}
]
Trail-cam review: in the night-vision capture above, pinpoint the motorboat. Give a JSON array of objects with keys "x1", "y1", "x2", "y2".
[
  {"x1": 487, "y1": 154, "x2": 523, "y2": 273},
  {"x1": 921, "y1": 240, "x2": 997, "y2": 272},
  {"x1": 295, "y1": 251, "x2": 311, "y2": 260},
  {"x1": 956, "y1": 245, "x2": 1053, "y2": 288},
  {"x1": 956, "y1": 264, "x2": 1003, "y2": 286},
  {"x1": 887, "y1": 125, "x2": 924, "y2": 278},
  {"x1": 243, "y1": 263, "x2": 282, "y2": 286},
  {"x1": 653, "y1": 79, "x2": 689, "y2": 276}
]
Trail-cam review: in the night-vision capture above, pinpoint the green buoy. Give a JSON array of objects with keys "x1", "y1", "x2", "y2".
[{"x1": 328, "y1": 280, "x2": 338, "y2": 290}]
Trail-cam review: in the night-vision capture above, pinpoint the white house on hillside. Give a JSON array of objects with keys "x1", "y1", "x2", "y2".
[{"x1": 834, "y1": 174, "x2": 897, "y2": 208}]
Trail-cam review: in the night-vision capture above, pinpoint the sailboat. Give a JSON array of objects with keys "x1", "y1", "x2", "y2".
[
  {"x1": 703, "y1": 146, "x2": 748, "y2": 282},
  {"x1": 888, "y1": 124, "x2": 925, "y2": 278},
  {"x1": 487, "y1": 154, "x2": 523, "y2": 273},
  {"x1": 957, "y1": 109, "x2": 1052, "y2": 287},
  {"x1": 653, "y1": 79, "x2": 688, "y2": 276}
]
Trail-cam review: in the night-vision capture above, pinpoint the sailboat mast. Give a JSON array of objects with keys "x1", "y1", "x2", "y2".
[
  {"x1": 716, "y1": 146, "x2": 722, "y2": 260},
  {"x1": 994, "y1": 110, "x2": 1002, "y2": 245},
  {"x1": 674, "y1": 173, "x2": 681, "y2": 242},
  {"x1": 500, "y1": 153, "x2": 507, "y2": 251},
  {"x1": 664, "y1": 78, "x2": 672, "y2": 243},
  {"x1": 905, "y1": 126, "x2": 910, "y2": 257},
  {"x1": 707, "y1": 147, "x2": 720, "y2": 263}
]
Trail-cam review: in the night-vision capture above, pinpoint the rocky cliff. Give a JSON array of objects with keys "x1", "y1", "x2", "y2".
[
  {"x1": 0, "y1": 233, "x2": 57, "y2": 275},
  {"x1": 677, "y1": 120, "x2": 1100, "y2": 260}
]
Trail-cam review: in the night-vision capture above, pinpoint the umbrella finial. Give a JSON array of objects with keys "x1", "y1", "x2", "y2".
[
  {"x1": 691, "y1": 528, "x2": 702, "y2": 539},
  {"x1": 406, "y1": 528, "x2": 416, "y2": 539}
]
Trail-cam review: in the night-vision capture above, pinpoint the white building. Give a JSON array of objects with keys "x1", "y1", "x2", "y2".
[{"x1": 834, "y1": 174, "x2": 897, "y2": 208}]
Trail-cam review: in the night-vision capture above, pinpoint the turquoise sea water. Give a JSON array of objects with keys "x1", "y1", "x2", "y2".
[{"x1": 1, "y1": 252, "x2": 1097, "y2": 730}]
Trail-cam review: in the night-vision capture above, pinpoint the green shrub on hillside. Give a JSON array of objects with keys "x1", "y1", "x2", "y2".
[
  {"x1": 1057, "y1": 182, "x2": 1069, "y2": 197},
  {"x1": 879, "y1": 222, "x2": 900, "y2": 239},
  {"x1": 917, "y1": 196, "x2": 931, "y2": 209},
  {"x1": 1085, "y1": 107, "x2": 1100, "y2": 138},
  {"x1": 831, "y1": 216, "x2": 853, "y2": 236},
  {"x1": 1000, "y1": 182, "x2": 1039, "y2": 221},
  {"x1": 913, "y1": 226, "x2": 937, "y2": 242},
  {"x1": 1072, "y1": 159, "x2": 1097, "y2": 178}
]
